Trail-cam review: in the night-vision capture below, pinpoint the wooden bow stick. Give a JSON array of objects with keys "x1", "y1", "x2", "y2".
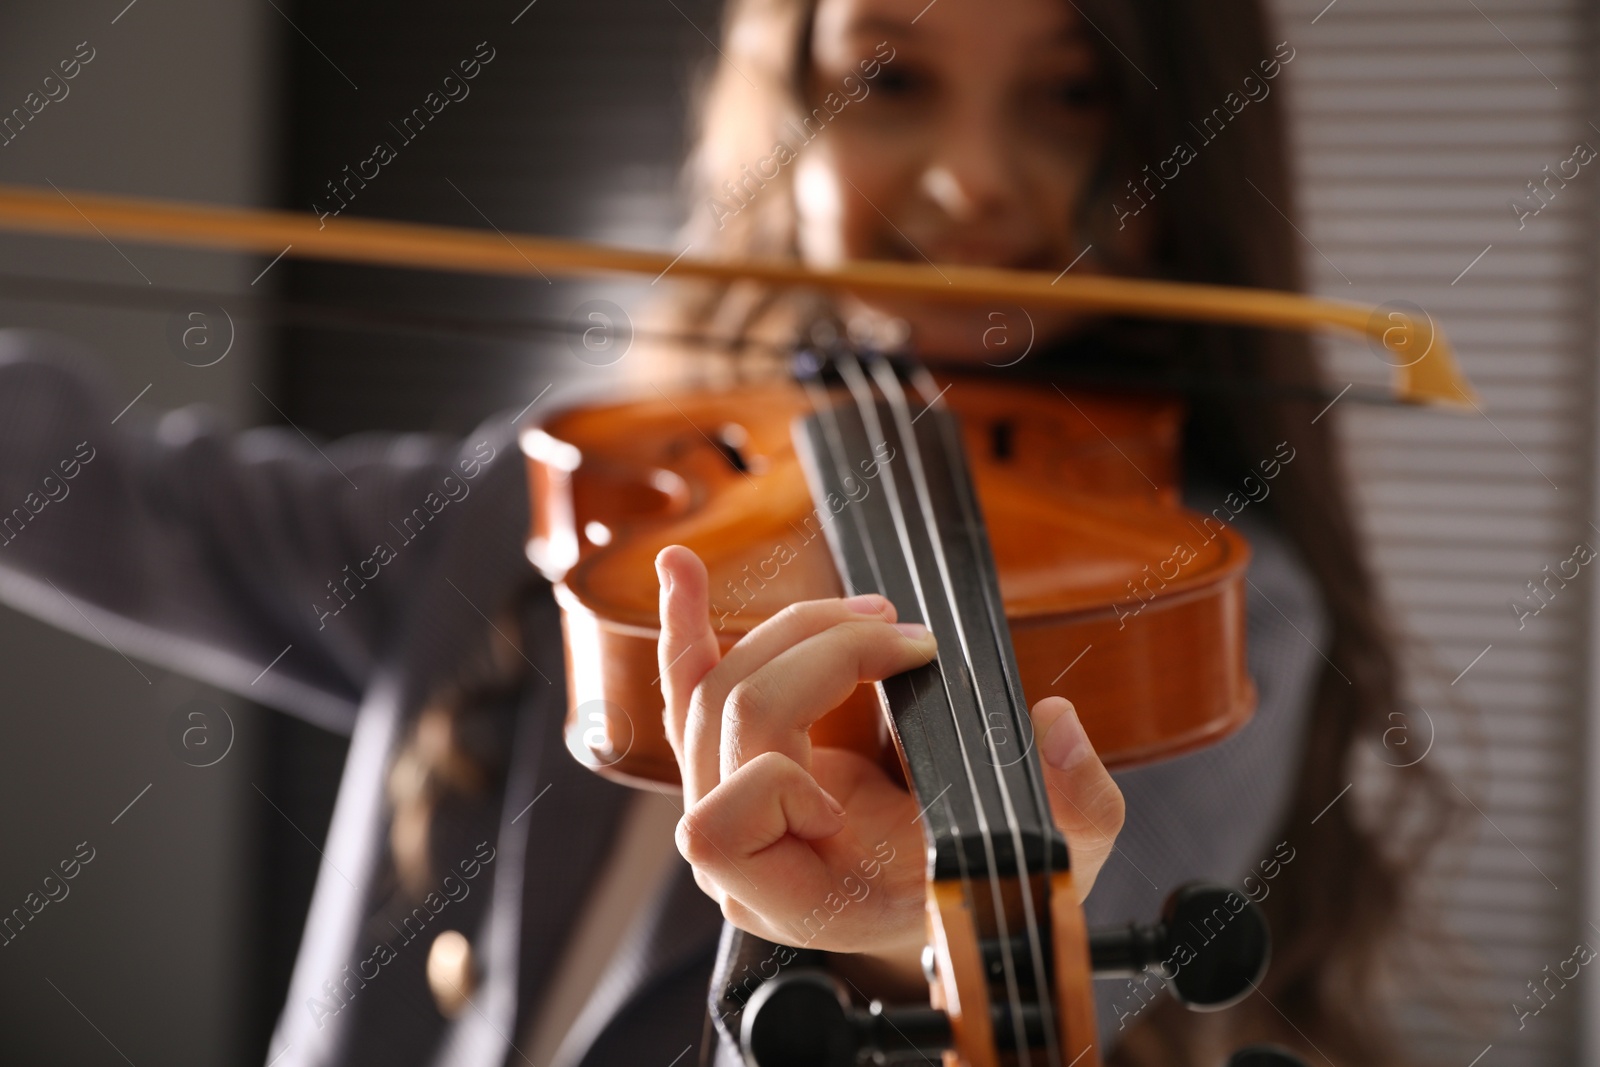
[{"x1": 0, "y1": 182, "x2": 1475, "y2": 407}]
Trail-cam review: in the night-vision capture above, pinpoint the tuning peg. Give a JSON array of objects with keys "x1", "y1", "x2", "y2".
[
  {"x1": 740, "y1": 969, "x2": 952, "y2": 1067},
  {"x1": 1089, "y1": 882, "x2": 1270, "y2": 1010},
  {"x1": 1225, "y1": 1044, "x2": 1308, "y2": 1067}
]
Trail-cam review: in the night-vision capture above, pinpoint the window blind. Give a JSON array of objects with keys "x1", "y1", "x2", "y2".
[{"x1": 1270, "y1": 0, "x2": 1591, "y2": 1061}]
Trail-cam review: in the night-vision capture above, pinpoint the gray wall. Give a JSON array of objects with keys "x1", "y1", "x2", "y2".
[{"x1": 0, "y1": 1, "x2": 275, "y2": 1063}]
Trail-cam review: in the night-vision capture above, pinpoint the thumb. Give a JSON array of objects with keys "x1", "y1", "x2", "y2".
[
  {"x1": 656, "y1": 545, "x2": 722, "y2": 766},
  {"x1": 1032, "y1": 697, "x2": 1125, "y2": 902}
]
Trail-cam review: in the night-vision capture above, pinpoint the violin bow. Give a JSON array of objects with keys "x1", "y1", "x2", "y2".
[{"x1": 0, "y1": 182, "x2": 1476, "y2": 408}]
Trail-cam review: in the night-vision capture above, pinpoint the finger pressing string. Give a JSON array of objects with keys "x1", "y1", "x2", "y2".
[{"x1": 1033, "y1": 697, "x2": 1125, "y2": 901}]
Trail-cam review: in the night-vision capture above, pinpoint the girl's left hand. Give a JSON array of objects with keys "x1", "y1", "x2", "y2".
[{"x1": 655, "y1": 544, "x2": 1126, "y2": 987}]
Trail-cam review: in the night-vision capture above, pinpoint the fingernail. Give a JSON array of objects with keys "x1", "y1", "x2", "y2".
[
  {"x1": 656, "y1": 558, "x2": 673, "y2": 594},
  {"x1": 893, "y1": 622, "x2": 931, "y2": 640},
  {"x1": 820, "y1": 788, "x2": 846, "y2": 816},
  {"x1": 1042, "y1": 703, "x2": 1090, "y2": 771},
  {"x1": 843, "y1": 593, "x2": 887, "y2": 615}
]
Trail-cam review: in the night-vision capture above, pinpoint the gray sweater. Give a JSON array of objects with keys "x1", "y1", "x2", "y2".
[{"x1": 0, "y1": 328, "x2": 1326, "y2": 1066}]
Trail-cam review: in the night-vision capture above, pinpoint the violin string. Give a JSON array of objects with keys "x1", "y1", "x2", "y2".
[
  {"x1": 799, "y1": 352, "x2": 994, "y2": 1050},
  {"x1": 879, "y1": 357, "x2": 1067, "y2": 1066},
  {"x1": 798, "y1": 374, "x2": 894, "y2": 607},
  {"x1": 863, "y1": 354, "x2": 1061, "y2": 1067},
  {"x1": 908, "y1": 357, "x2": 1070, "y2": 1050},
  {"x1": 830, "y1": 349, "x2": 1031, "y2": 1063},
  {"x1": 910, "y1": 357, "x2": 1069, "y2": 874},
  {"x1": 0, "y1": 269, "x2": 1401, "y2": 410}
]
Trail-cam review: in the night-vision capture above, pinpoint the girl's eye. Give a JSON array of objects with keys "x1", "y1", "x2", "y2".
[
  {"x1": 1052, "y1": 78, "x2": 1105, "y2": 109},
  {"x1": 872, "y1": 65, "x2": 929, "y2": 98}
]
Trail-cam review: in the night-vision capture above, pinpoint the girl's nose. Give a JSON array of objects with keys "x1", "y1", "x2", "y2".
[{"x1": 918, "y1": 104, "x2": 1023, "y2": 224}]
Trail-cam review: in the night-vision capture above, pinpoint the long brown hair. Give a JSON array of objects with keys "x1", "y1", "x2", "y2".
[{"x1": 669, "y1": 0, "x2": 1458, "y2": 1063}]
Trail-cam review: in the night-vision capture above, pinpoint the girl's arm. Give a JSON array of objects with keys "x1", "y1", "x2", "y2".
[{"x1": 0, "y1": 329, "x2": 529, "y2": 733}]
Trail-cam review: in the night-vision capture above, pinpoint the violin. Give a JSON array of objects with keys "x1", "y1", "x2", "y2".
[
  {"x1": 525, "y1": 365, "x2": 1255, "y2": 787},
  {"x1": 0, "y1": 182, "x2": 1475, "y2": 1067},
  {"x1": 525, "y1": 328, "x2": 1281, "y2": 1065}
]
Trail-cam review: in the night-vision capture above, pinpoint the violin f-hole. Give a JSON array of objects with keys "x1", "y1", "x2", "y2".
[
  {"x1": 989, "y1": 419, "x2": 1015, "y2": 462},
  {"x1": 715, "y1": 422, "x2": 753, "y2": 473}
]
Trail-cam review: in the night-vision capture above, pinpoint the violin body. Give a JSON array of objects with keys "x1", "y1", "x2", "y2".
[{"x1": 521, "y1": 373, "x2": 1255, "y2": 791}]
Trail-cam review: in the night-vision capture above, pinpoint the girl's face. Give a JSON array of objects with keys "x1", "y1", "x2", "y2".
[{"x1": 798, "y1": 0, "x2": 1128, "y2": 360}]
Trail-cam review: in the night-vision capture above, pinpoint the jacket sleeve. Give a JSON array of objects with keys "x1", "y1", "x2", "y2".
[
  {"x1": 0, "y1": 329, "x2": 528, "y2": 734},
  {"x1": 706, "y1": 923, "x2": 838, "y2": 1067},
  {"x1": 706, "y1": 918, "x2": 934, "y2": 1067}
]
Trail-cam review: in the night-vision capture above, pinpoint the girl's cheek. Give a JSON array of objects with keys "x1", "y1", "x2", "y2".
[
  {"x1": 795, "y1": 152, "x2": 850, "y2": 266},
  {"x1": 822, "y1": 142, "x2": 918, "y2": 255},
  {"x1": 796, "y1": 139, "x2": 907, "y2": 264}
]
